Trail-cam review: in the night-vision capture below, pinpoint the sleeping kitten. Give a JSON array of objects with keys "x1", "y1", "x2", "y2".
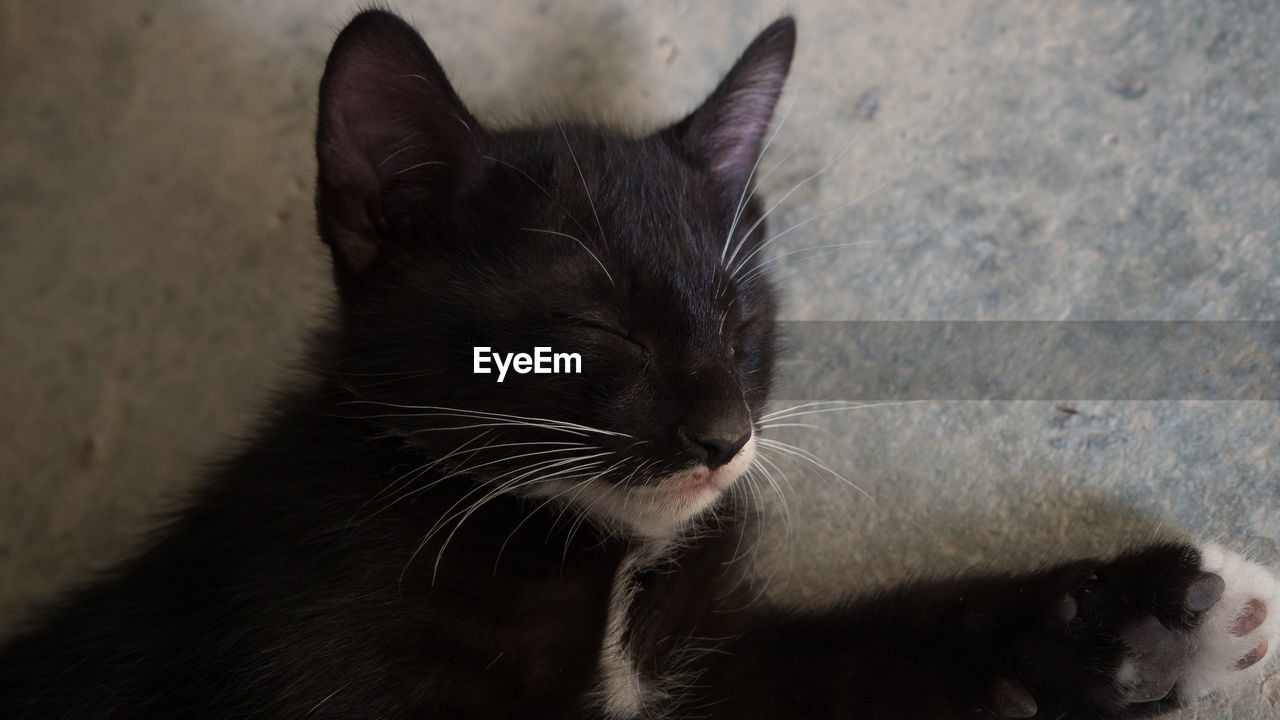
[{"x1": 2, "y1": 10, "x2": 1277, "y2": 719}]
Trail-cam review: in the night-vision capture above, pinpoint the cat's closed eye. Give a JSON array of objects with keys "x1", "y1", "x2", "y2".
[{"x1": 564, "y1": 317, "x2": 646, "y2": 354}]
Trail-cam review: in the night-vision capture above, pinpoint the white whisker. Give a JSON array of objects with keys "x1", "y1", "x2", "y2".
[
  {"x1": 339, "y1": 400, "x2": 630, "y2": 438},
  {"x1": 736, "y1": 241, "x2": 881, "y2": 286},
  {"x1": 401, "y1": 451, "x2": 613, "y2": 584},
  {"x1": 760, "y1": 400, "x2": 927, "y2": 422},
  {"x1": 394, "y1": 160, "x2": 448, "y2": 176},
  {"x1": 721, "y1": 91, "x2": 798, "y2": 261},
  {"x1": 723, "y1": 93, "x2": 825, "y2": 270},
  {"x1": 558, "y1": 124, "x2": 615, "y2": 288},
  {"x1": 758, "y1": 437, "x2": 874, "y2": 502},
  {"x1": 724, "y1": 134, "x2": 860, "y2": 272},
  {"x1": 482, "y1": 154, "x2": 597, "y2": 245},
  {"x1": 521, "y1": 227, "x2": 614, "y2": 286},
  {"x1": 432, "y1": 456, "x2": 614, "y2": 580}
]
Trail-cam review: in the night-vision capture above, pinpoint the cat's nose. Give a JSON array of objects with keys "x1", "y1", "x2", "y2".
[
  {"x1": 679, "y1": 425, "x2": 752, "y2": 470},
  {"x1": 676, "y1": 366, "x2": 753, "y2": 469}
]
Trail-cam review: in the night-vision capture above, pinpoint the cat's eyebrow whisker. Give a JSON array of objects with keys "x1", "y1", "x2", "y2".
[
  {"x1": 721, "y1": 90, "x2": 798, "y2": 262},
  {"x1": 724, "y1": 91, "x2": 826, "y2": 269},
  {"x1": 520, "y1": 227, "x2": 614, "y2": 286},
  {"x1": 721, "y1": 140, "x2": 804, "y2": 283},
  {"x1": 480, "y1": 153, "x2": 597, "y2": 244},
  {"x1": 557, "y1": 124, "x2": 615, "y2": 288},
  {"x1": 394, "y1": 160, "x2": 449, "y2": 176},
  {"x1": 741, "y1": 180, "x2": 890, "y2": 265},
  {"x1": 757, "y1": 437, "x2": 875, "y2": 502},
  {"x1": 722, "y1": 94, "x2": 825, "y2": 270},
  {"x1": 730, "y1": 182, "x2": 890, "y2": 280},
  {"x1": 736, "y1": 241, "x2": 882, "y2": 286},
  {"x1": 724, "y1": 134, "x2": 860, "y2": 273}
]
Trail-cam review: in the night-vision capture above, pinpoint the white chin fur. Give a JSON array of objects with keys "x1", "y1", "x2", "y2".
[{"x1": 625, "y1": 434, "x2": 756, "y2": 537}]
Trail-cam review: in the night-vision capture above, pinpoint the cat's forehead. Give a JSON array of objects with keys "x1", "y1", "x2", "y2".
[
  {"x1": 484, "y1": 127, "x2": 727, "y2": 271},
  {"x1": 578, "y1": 135, "x2": 724, "y2": 245},
  {"x1": 503, "y1": 127, "x2": 723, "y2": 223}
]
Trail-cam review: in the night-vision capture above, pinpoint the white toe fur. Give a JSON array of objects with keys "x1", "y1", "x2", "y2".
[{"x1": 1179, "y1": 543, "x2": 1280, "y2": 699}]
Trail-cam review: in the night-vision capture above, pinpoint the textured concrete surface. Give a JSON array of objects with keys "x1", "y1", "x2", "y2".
[{"x1": 2, "y1": 1, "x2": 1278, "y2": 715}]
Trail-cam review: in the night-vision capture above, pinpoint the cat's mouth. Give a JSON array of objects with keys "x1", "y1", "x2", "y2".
[
  {"x1": 669, "y1": 465, "x2": 738, "y2": 499},
  {"x1": 681, "y1": 469, "x2": 721, "y2": 493},
  {"x1": 525, "y1": 435, "x2": 757, "y2": 538},
  {"x1": 626, "y1": 435, "x2": 757, "y2": 526}
]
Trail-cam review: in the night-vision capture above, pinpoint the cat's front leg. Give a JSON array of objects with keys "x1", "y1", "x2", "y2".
[
  {"x1": 693, "y1": 542, "x2": 1278, "y2": 719},
  {"x1": 941, "y1": 541, "x2": 1279, "y2": 718}
]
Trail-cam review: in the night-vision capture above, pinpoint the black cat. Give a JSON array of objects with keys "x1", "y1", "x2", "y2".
[{"x1": 2, "y1": 10, "x2": 1276, "y2": 719}]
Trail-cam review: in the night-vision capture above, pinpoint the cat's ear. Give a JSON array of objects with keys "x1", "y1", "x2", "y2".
[
  {"x1": 315, "y1": 10, "x2": 485, "y2": 280},
  {"x1": 669, "y1": 17, "x2": 796, "y2": 189}
]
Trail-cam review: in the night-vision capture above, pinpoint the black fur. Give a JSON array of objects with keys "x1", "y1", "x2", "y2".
[{"x1": 0, "y1": 10, "x2": 1248, "y2": 719}]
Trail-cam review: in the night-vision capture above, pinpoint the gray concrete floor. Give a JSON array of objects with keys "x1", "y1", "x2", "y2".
[{"x1": 2, "y1": 0, "x2": 1278, "y2": 715}]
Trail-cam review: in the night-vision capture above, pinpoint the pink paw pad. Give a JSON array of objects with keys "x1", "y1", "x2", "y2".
[
  {"x1": 1176, "y1": 544, "x2": 1280, "y2": 700},
  {"x1": 1229, "y1": 598, "x2": 1267, "y2": 637},
  {"x1": 1233, "y1": 637, "x2": 1267, "y2": 671}
]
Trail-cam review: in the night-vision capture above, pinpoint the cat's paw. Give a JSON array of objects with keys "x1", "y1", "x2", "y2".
[
  {"x1": 1084, "y1": 542, "x2": 1279, "y2": 713},
  {"x1": 1162, "y1": 543, "x2": 1280, "y2": 700},
  {"x1": 998, "y1": 542, "x2": 1279, "y2": 718}
]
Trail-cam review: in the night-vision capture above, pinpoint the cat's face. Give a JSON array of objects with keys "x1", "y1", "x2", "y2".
[{"x1": 315, "y1": 12, "x2": 795, "y2": 537}]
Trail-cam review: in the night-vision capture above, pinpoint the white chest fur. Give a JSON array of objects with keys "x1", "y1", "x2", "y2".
[{"x1": 591, "y1": 540, "x2": 674, "y2": 719}]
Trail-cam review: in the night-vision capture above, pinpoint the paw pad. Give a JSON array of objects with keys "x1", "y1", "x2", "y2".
[
  {"x1": 1120, "y1": 616, "x2": 1188, "y2": 703},
  {"x1": 1176, "y1": 544, "x2": 1280, "y2": 699},
  {"x1": 1184, "y1": 571, "x2": 1225, "y2": 613},
  {"x1": 1229, "y1": 598, "x2": 1267, "y2": 637},
  {"x1": 1234, "y1": 637, "x2": 1268, "y2": 671}
]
